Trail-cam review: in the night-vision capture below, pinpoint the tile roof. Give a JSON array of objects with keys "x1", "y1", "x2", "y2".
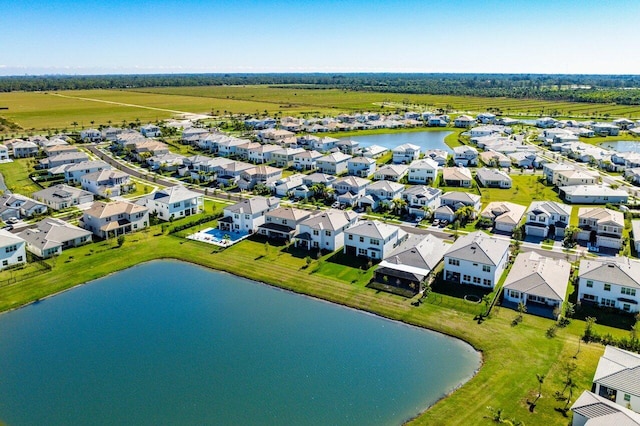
[
  {"x1": 445, "y1": 231, "x2": 510, "y2": 266},
  {"x1": 503, "y1": 252, "x2": 571, "y2": 301}
]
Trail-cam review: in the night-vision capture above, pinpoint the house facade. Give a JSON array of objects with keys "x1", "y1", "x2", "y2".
[
  {"x1": 294, "y1": 209, "x2": 358, "y2": 252},
  {"x1": 475, "y1": 168, "x2": 512, "y2": 188},
  {"x1": 403, "y1": 186, "x2": 441, "y2": 218},
  {"x1": 218, "y1": 196, "x2": 280, "y2": 233},
  {"x1": 480, "y1": 202, "x2": 526, "y2": 234},
  {"x1": 18, "y1": 217, "x2": 92, "y2": 259},
  {"x1": 442, "y1": 167, "x2": 473, "y2": 187},
  {"x1": 81, "y1": 170, "x2": 133, "y2": 198},
  {"x1": 407, "y1": 158, "x2": 439, "y2": 184},
  {"x1": 63, "y1": 160, "x2": 112, "y2": 184},
  {"x1": 343, "y1": 220, "x2": 405, "y2": 260},
  {"x1": 590, "y1": 346, "x2": 640, "y2": 412},
  {"x1": 32, "y1": 184, "x2": 94, "y2": 210},
  {"x1": 347, "y1": 157, "x2": 376, "y2": 178},
  {"x1": 577, "y1": 207, "x2": 624, "y2": 249},
  {"x1": 0, "y1": 230, "x2": 26, "y2": 270},
  {"x1": 141, "y1": 186, "x2": 203, "y2": 221},
  {"x1": 578, "y1": 257, "x2": 640, "y2": 313},
  {"x1": 316, "y1": 152, "x2": 352, "y2": 175},
  {"x1": 80, "y1": 200, "x2": 149, "y2": 239},
  {"x1": 524, "y1": 201, "x2": 571, "y2": 238},
  {"x1": 257, "y1": 207, "x2": 313, "y2": 240},
  {"x1": 392, "y1": 144, "x2": 421, "y2": 164}
]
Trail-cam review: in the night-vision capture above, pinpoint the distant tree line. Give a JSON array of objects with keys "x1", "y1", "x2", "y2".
[{"x1": 2, "y1": 73, "x2": 640, "y2": 105}]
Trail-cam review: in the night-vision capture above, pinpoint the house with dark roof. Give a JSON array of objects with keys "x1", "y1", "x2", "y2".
[
  {"x1": 591, "y1": 346, "x2": 640, "y2": 412},
  {"x1": 443, "y1": 231, "x2": 510, "y2": 288},
  {"x1": 577, "y1": 207, "x2": 625, "y2": 250},
  {"x1": 403, "y1": 186, "x2": 441, "y2": 219},
  {"x1": 524, "y1": 201, "x2": 571, "y2": 238},
  {"x1": 374, "y1": 234, "x2": 449, "y2": 294},
  {"x1": 0, "y1": 193, "x2": 48, "y2": 221},
  {"x1": 577, "y1": 257, "x2": 640, "y2": 313}
]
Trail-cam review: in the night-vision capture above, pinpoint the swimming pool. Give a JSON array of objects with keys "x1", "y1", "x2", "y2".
[{"x1": 187, "y1": 227, "x2": 248, "y2": 246}]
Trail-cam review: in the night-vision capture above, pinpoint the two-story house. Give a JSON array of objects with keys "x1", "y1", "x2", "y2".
[
  {"x1": 140, "y1": 124, "x2": 161, "y2": 138},
  {"x1": 316, "y1": 152, "x2": 352, "y2": 175},
  {"x1": 359, "y1": 180, "x2": 405, "y2": 211},
  {"x1": 257, "y1": 207, "x2": 314, "y2": 240},
  {"x1": 0, "y1": 229, "x2": 26, "y2": 270},
  {"x1": 403, "y1": 186, "x2": 441, "y2": 219},
  {"x1": 578, "y1": 256, "x2": 640, "y2": 313},
  {"x1": 343, "y1": 220, "x2": 406, "y2": 260},
  {"x1": 247, "y1": 144, "x2": 281, "y2": 164},
  {"x1": 577, "y1": 207, "x2": 625, "y2": 249},
  {"x1": 218, "y1": 196, "x2": 280, "y2": 233},
  {"x1": 452, "y1": 145, "x2": 479, "y2": 166},
  {"x1": 407, "y1": 158, "x2": 439, "y2": 184},
  {"x1": 443, "y1": 231, "x2": 510, "y2": 289},
  {"x1": 81, "y1": 169, "x2": 132, "y2": 198},
  {"x1": 293, "y1": 150, "x2": 323, "y2": 171},
  {"x1": 392, "y1": 144, "x2": 421, "y2": 164},
  {"x1": 524, "y1": 201, "x2": 572, "y2": 238},
  {"x1": 333, "y1": 176, "x2": 370, "y2": 206},
  {"x1": 140, "y1": 186, "x2": 203, "y2": 221},
  {"x1": 347, "y1": 157, "x2": 376, "y2": 178},
  {"x1": 272, "y1": 147, "x2": 306, "y2": 168},
  {"x1": 590, "y1": 346, "x2": 640, "y2": 412},
  {"x1": 80, "y1": 200, "x2": 149, "y2": 239},
  {"x1": 63, "y1": 160, "x2": 112, "y2": 185},
  {"x1": 294, "y1": 209, "x2": 359, "y2": 252},
  {"x1": 237, "y1": 165, "x2": 282, "y2": 191}
]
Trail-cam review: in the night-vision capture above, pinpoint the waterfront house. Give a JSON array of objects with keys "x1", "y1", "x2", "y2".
[
  {"x1": 480, "y1": 202, "x2": 526, "y2": 234},
  {"x1": 373, "y1": 164, "x2": 408, "y2": 182},
  {"x1": 218, "y1": 196, "x2": 280, "y2": 233},
  {"x1": 407, "y1": 158, "x2": 439, "y2": 184},
  {"x1": 571, "y1": 391, "x2": 640, "y2": 426},
  {"x1": 577, "y1": 256, "x2": 640, "y2": 313},
  {"x1": 258, "y1": 207, "x2": 313, "y2": 240},
  {"x1": 536, "y1": 117, "x2": 557, "y2": 128},
  {"x1": 294, "y1": 209, "x2": 358, "y2": 252},
  {"x1": 0, "y1": 229, "x2": 26, "y2": 270},
  {"x1": 316, "y1": 152, "x2": 352, "y2": 175},
  {"x1": 443, "y1": 231, "x2": 510, "y2": 289},
  {"x1": 476, "y1": 112, "x2": 496, "y2": 124},
  {"x1": 140, "y1": 186, "x2": 203, "y2": 221},
  {"x1": 475, "y1": 168, "x2": 512, "y2": 188},
  {"x1": 560, "y1": 185, "x2": 628, "y2": 204},
  {"x1": 524, "y1": 201, "x2": 571, "y2": 238},
  {"x1": 32, "y1": 184, "x2": 94, "y2": 210},
  {"x1": 361, "y1": 144, "x2": 388, "y2": 159},
  {"x1": 80, "y1": 200, "x2": 149, "y2": 239},
  {"x1": 590, "y1": 346, "x2": 640, "y2": 412},
  {"x1": 343, "y1": 220, "x2": 405, "y2": 261},
  {"x1": 577, "y1": 207, "x2": 624, "y2": 249},
  {"x1": 592, "y1": 122, "x2": 620, "y2": 136},
  {"x1": 392, "y1": 144, "x2": 421, "y2": 164},
  {"x1": 347, "y1": 157, "x2": 376, "y2": 178},
  {"x1": 374, "y1": 233, "x2": 449, "y2": 294},
  {"x1": 442, "y1": 167, "x2": 473, "y2": 187},
  {"x1": 18, "y1": 217, "x2": 92, "y2": 259},
  {"x1": 503, "y1": 251, "x2": 571, "y2": 316},
  {"x1": 454, "y1": 115, "x2": 476, "y2": 128}
]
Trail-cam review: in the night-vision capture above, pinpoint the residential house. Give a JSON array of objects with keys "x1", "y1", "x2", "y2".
[
  {"x1": 361, "y1": 144, "x2": 388, "y2": 159},
  {"x1": 333, "y1": 176, "x2": 370, "y2": 206},
  {"x1": 33, "y1": 184, "x2": 94, "y2": 210},
  {"x1": 11, "y1": 140, "x2": 39, "y2": 158},
  {"x1": 469, "y1": 125, "x2": 503, "y2": 138},
  {"x1": 274, "y1": 174, "x2": 305, "y2": 197},
  {"x1": 392, "y1": 144, "x2": 421, "y2": 164},
  {"x1": 247, "y1": 143, "x2": 281, "y2": 164},
  {"x1": 216, "y1": 161, "x2": 255, "y2": 186},
  {"x1": 39, "y1": 151, "x2": 89, "y2": 169},
  {"x1": 508, "y1": 151, "x2": 545, "y2": 169},
  {"x1": 294, "y1": 209, "x2": 358, "y2": 252},
  {"x1": 476, "y1": 112, "x2": 496, "y2": 124},
  {"x1": 303, "y1": 173, "x2": 337, "y2": 190},
  {"x1": 347, "y1": 157, "x2": 376, "y2": 178},
  {"x1": 316, "y1": 152, "x2": 352, "y2": 175},
  {"x1": 475, "y1": 168, "x2": 512, "y2": 188},
  {"x1": 257, "y1": 128, "x2": 296, "y2": 144},
  {"x1": 403, "y1": 186, "x2": 441, "y2": 218},
  {"x1": 101, "y1": 127, "x2": 123, "y2": 141},
  {"x1": 503, "y1": 252, "x2": 571, "y2": 316},
  {"x1": 43, "y1": 144, "x2": 77, "y2": 157},
  {"x1": 424, "y1": 149, "x2": 448, "y2": 166},
  {"x1": 543, "y1": 163, "x2": 576, "y2": 185},
  {"x1": 80, "y1": 200, "x2": 149, "y2": 239},
  {"x1": 218, "y1": 196, "x2": 280, "y2": 233},
  {"x1": 578, "y1": 256, "x2": 640, "y2": 313},
  {"x1": 140, "y1": 186, "x2": 203, "y2": 221},
  {"x1": 373, "y1": 164, "x2": 408, "y2": 182},
  {"x1": 293, "y1": 150, "x2": 323, "y2": 171},
  {"x1": 443, "y1": 231, "x2": 510, "y2": 288},
  {"x1": 217, "y1": 137, "x2": 250, "y2": 158},
  {"x1": 238, "y1": 165, "x2": 282, "y2": 191},
  {"x1": 577, "y1": 207, "x2": 625, "y2": 249},
  {"x1": 0, "y1": 193, "x2": 47, "y2": 221},
  {"x1": 442, "y1": 166, "x2": 473, "y2": 187},
  {"x1": 590, "y1": 346, "x2": 640, "y2": 412},
  {"x1": 336, "y1": 139, "x2": 359, "y2": 155},
  {"x1": 0, "y1": 144, "x2": 8, "y2": 161},
  {"x1": 452, "y1": 145, "x2": 479, "y2": 166},
  {"x1": 63, "y1": 160, "x2": 112, "y2": 184},
  {"x1": 560, "y1": 185, "x2": 628, "y2": 204},
  {"x1": 571, "y1": 391, "x2": 640, "y2": 426},
  {"x1": 359, "y1": 180, "x2": 404, "y2": 211},
  {"x1": 454, "y1": 115, "x2": 476, "y2": 128},
  {"x1": 235, "y1": 141, "x2": 261, "y2": 161},
  {"x1": 18, "y1": 217, "x2": 92, "y2": 259},
  {"x1": 407, "y1": 158, "x2": 439, "y2": 184},
  {"x1": 140, "y1": 124, "x2": 161, "y2": 138},
  {"x1": 147, "y1": 152, "x2": 186, "y2": 171},
  {"x1": 0, "y1": 229, "x2": 26, "y2": 270},
  {"x1": 131, "y1": 140, "x2": 169, "y2": 161},
  {"x1": 633, "y1": 220, "x2": 640, "y2": 254},
  {"x1": 592, "y1": 122, "x2": 620, "y2": 136},
  {"x1": 435, "y1": 191, "x2": 481, "y2": 222},
  {"x1": 374, "y1": 234, "x2": 449, "y2": 293},
  {"x1": 80, "y1": 128, "x2": 102, "y2": 142},
  {"x1": 343, "y1": 220, "x2": 405, "y2": 260},
  {"x1": 479, "y1": 150, "x2": 511, "y2": 168},
  {"x1": 272, "y1": 147, "x2": 305, "y2": 168},
  {"x1": 536, "y1": 117, "x2": 557, "y2": 128},
  {"x1": 480, "y1": 202, "x2": 526, "y2": 234},
  {"x1": 555, "y1": 170, "x2": 598, "y2": 187},
  {"x1": 257, "y1": 207, "x2": 313, "y2": 240},
  {"x1": 310, "y1": 136, "x2": 340, "y2": 152},
  {"x1": 524, "y1": 201, "x2": 571, "y2": 238},
  {"x1": 81, "y1": 169, "x2": 132, "y2": 198},
  {"x1": 614, "y1": 118, "x2": 636, "y2": 130}
]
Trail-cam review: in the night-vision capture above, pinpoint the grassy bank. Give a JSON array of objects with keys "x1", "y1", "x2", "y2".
[{"x1": 0, "y1": 224, "x2": 628, "y2": 425}]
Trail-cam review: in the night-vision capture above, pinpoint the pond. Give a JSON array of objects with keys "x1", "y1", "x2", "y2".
[
  {"x1": 342, "y1": 130, "x2": 452, "y2": 152},
  {"x1": 0, "y1": 260, "x2": 480, "y2": 425},
  {"x1": 600, "y1": 140, "x2": 640, "y2": 153}
]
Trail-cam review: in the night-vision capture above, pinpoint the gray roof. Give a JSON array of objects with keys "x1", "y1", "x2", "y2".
[
  {"x1": 150, "y1": 186, "x2": 200, "y2": 204},
  {"x1": 18, "y1": 217, "x2": 91, "y2": 251},
  {"x1": 503, "y1": 252, "x2": 571, "y2": 301},
  {"x1": 445, "y1": 231, "x2": 510, "y2": 266},
  {"x1": 63, "y1": 160, "x2": 111, "y2": 173},
  {"x1": 266, "y1": 207, "x2": 313, "y2": 222},
  {"x1": 382, "y1": 233, "x2": 449, "y2": 272},
  {"x1": 527, "y1": 201, "x2": 572, "y2": 217},
  {"x1": 33, "y1": 184, "x2": 93, "y2": 202},
  {"x1": 225, "y1": 196, "x2": 279, "y2": 215},
  {"x1": 441, "y1": 191, "x2": 481, "y2": 205},
  {"x1": 403, "y1": 185, "x2": 441, "y2": 198},
  {"x1": 560, "y1": 185, "x2": 628, "y2": 198},
  {"x1": 366, "y1": 180, "x2": 404, "y2": 193},
  {"x1": 475, "y1": 168, "x2": 512, "y2": 182},
  {"x1": 345, "y1": 220, "x2": 399, "y2": 240},
  {"x1": 480, "y1": 202, "x2": 526, "y2": 225},
  {"x1": 298, "y1": 209, "x2": 358, "y2": 231},
  {"x1": 579, "y1": 257, "x2": 640, "y2": 289},
  {"x1": 0, "y1": 229, "x2": 25, "y2": 248},
  {"x1": 593, "y1": 346, "x2": 640, "y2": 397},
  {"x1": 571, "y1": 391, "x2": 640, "y2": 425}
]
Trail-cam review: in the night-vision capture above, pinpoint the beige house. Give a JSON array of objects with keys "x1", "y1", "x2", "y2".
[{"x1": 80, "y1": 200, "x2": 149, "y2": 239}]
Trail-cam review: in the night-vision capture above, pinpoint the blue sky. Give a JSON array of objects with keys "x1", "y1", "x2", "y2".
[{"x1": 1, "y1": 0, "x2": 639, "y2": 75}]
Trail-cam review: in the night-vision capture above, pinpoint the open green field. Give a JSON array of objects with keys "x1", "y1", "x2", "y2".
[
  {"x1": 3, "y1": 85, "x2": 640, "y2": 135},
  {"x1": 0, "y1": 222, "x2": 629, "y2": 426},
  {"x1": 480, "y1": 174, "x2": 562, "y2": 207}
]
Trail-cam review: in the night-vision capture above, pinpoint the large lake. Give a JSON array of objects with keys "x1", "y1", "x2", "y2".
[
  {"x1": 0, "y1": 260, "x2": 480, "y2": 425},
  {"x1": 342, "y1": 130, "x2": 452, "y2": 152},
  {"x1": 600, "y1": 140, "x2": 640, "y2": 153}
]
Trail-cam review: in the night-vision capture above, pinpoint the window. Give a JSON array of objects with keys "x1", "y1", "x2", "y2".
[
  {"x1": 624, "y1": 394, "x2": 631, "y2": 402},
  {"x1": 463, "y1": 275, "x2": 471, "y2": 282},
  {"x1": 582, "y1": 294, "x2": 597, "y2": 302},
  {"x1": 370, "y1": 239, "x2": 380, "y2": 246},
  {"x1": 623, "y1": 304, "x2": 631, "y2": 312},
  {"x1": 173, "y1": 202, "x2": 181, "y2": 208},
  {"x1": 359, "y1": 237, "x2": 364, "y2": 243},
  {"x1": 348, "y1": 234, "x2": 353, "y2": 240},
  {"x1": 282, "y1": 220, "x2": 287, "y2": 225},
  {"x1": 586, "y1": 280, "x2": 593, "y2": 288},
  {"x1": 448, "y1": 259, "x2": 459, "y2": 266},
  {"x1": 358, "y1": 248, "x2": 367, "y2": 256},
  {"x1": 313, "y1": 230, "x2": 319, "y2": 236},
  {"x1": 473, "y1": 277, "x2": 481, "y2": 284},
  {"x1": 604, "y1": 284, "x2": 611, "y2": 292},
  {"x1": 17, "y1": 256, "x2": 22, "y2": 262},
  {"x1": 600, "y1": 298, "x2": 615, "y2": 308},
  {"x1": 2, "y1": 260, "x2": 7, "y2": 266},
  {"x1": 245, "y1": 214, "x2": 250, "y2": 220},
  {"x1": 483, "y1": 279, "x2": 492, "y2": 286},
  {"x1": 482, "y1": 265, "x2": 490, "y2": 272},
  {"x1": 510, "y1": 290, "x2": 520, "y2": 298},
  {"x1": 621, "y1": 287, "x2": 636, "y2": 296},
  {"x1": 325, "y1": 230, "x2": 331, "y2": 236}
]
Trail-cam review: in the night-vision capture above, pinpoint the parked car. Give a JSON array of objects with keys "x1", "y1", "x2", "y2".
[
  {"x1": 440, "y1": 220, "x2": 449, "y2": 227},
  {"x1": 6, "y1": 217, "x2": 18, "y2": 224},
  {"x1": 432, "y1": 219, "x2": 440, "y2": 226},
  {"x1": 331, "y1": 201, "x2": 341, "y2": 209},
  {"x1": 1, "y1": 225, "x2": 13, "y2": 231}
]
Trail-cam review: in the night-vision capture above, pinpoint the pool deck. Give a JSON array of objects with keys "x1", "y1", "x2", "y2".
[{"x1": 186, "y1": 227, "x2": 249, "y2": 247}]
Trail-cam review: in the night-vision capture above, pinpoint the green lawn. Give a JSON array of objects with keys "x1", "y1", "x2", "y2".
[
  {"x1": 0, "y1": 158, "x2": 42, "y2": 195},
  {"x1": 479, "y1": 175, "x2": 562, "y2": 207},
  {"x1": 0, "y1": 217, "x2": 632, "y2": 425}
]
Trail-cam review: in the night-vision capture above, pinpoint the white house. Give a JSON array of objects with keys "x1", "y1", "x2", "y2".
[
  {"x1": 272, "y1": 147, "x2": 305, "y2": 168},
  {"x1": 0, "y1": 144, "x2": 9, "y2": 161},
  {"x1": 0, "y1": 193, "x2": 48, "y2": 221},
  {"x1": 80, "y1": 200, "x2": 149, "y2": 239},
  {"x1": 571, "y1": 390, "x2": 640, "y2": 426},
  {"x1": 503, "y1": 251, "x2": 571, "y2": 316},
  {"x1": 141, "y1": 186, "x2": 203, "y2": 221},
  {"x1": 347, "y1": 157, "x2": 376, "y2": 178},
  {"x1": 39, "y1": 151, "x2": 89, "y2": 169},
  {"x1": 392, "y1": 144, "x2": 421, "y2": 164},
  {"x1": 80, "y1": 128, "x2": 102, "y2": 142},
  {"x1": 452, "y1": 145, "x2": 479, "y2": 166},
  {"x1": 293, "y1": 150, "x2": 323, "y2": 171},
  {"x1": 11, "y1": 140, "x2": 39, "y2": 158},
  {"x1": 590, "y1": 346, "x2": 640, "y2": 412},
  {"x1": 555, "y1": 170, "x2": 598, "y2": 187},
  {"x1": 316, "y1": 152, "x2": 352, "y2": 175},
  {"x1": 578, "y1": 256, "x2": 640, "y2": 313},
  {"x1": 454, "y1": 115, "x2": 476, "y2": 128},
  {"x1": 524, "y1": 201, "x2": 571, "y2": 238},
  {"x1": 439, "y1": 191, "x2": 481, "y2": 216},
  {"x1": 560, "y1": 185, "x2": 629, "y2": 205},
  {"x1": 633, "y1": 220, "x2": 640, "y2": 254},
  {"x1": 140, "y1": 124, "x2": 161, "y2": 138},
  {"x1": 577, "y1": 207, "x2": 624, "y2": 250},
  {"x1": 63, "y1": 160, "x2": 112, "y2": 184},
  {"x1": 407, "y1": 158, "x2": 439, "y2": 184},
  {"x1": 443, "y1": 231, "x2": 510, "y2": 289},
  {"x1": 218, "y1": 196, "x2": 280, "y2": 233},
  {"x1": 248, "y1": 144, "x2": 281, "y2": 164},
  {"x1": 238, "y1": 165, "x2": 282, "y2": 191},
  {"x1": 32, "y1": 184, "x2": 94, "y2": 210},
  {"x1": 480, "y1": 202, "x2": 526, "y2": 234},
  {"x1": 294, "y1": 209, "x2": 358, "y2": 252},
  {"x1": 424, "y1": 149, "x2": 449, "y2": 166},
  {"x1": 343, "y1": 220, "x2": 405, "y2": 260},
  {"x1": 18, "y1": 217, "x2": 92, "y2": 259},
  {"x1": 403, "y1": 186, "x2": 441, "y2": 218},
  {"x1": 442, "y1": 167, "x2": 473, "y2": 187},
  {"x1": 536, "y1": 117, "x2": 557, "y2": 128},
  {"x1": 475, "y1": 168, "x2": 512, "y2": 188},
  {"x1": 360, "y1": 180, "x2": 404, "y2": 211},
  {"x1": 81, "y1": 169, "x2": 133, "y2": 198},
  {"x1": 333, "y1": 176, "x2": 370, "y2": 206},
  {"x1": 373, "y1": 164, "x2": 408, "y2": 182},
  {"x1": 0, "y1": 229, "x2": 26, "y2": 270},
  {"x1": 476, "y1": 112, "x2": 496, "y2": 124}
]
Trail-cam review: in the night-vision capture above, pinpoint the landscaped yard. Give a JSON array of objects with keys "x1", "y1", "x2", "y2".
[
  {"x1": 479, "y1": 174, "x2": 562, "y2": 207},
  {"x1": 0, "y1": 158, "x2": 42, "y2": 195}
]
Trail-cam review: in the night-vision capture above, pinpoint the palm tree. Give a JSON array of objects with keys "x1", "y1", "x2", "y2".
[
  {"x1": 392, "y1": 197, "x2": 407, "y2": 216},
  {"x1": 455, "y1": 205, "x2": 476, "y2": 226},
  {"x1": 421, "y1": 205, "x2": 433, "y2": 221},
  {"x1": 71, "y1": 121, "x2": 78, "y2": 133},
  {"x1": 533, "y1": 374, "x2": 545, "y2": 406}
]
